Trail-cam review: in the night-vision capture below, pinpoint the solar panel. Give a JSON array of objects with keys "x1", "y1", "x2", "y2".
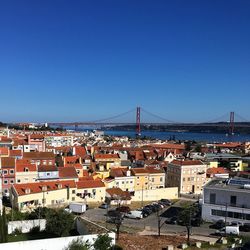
[{"x1": 229, "y1": 179, "x2": 250, "y2": 186}]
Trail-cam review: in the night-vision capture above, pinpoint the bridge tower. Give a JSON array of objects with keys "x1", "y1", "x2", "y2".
[
  {"x1": 229, "y1": 111, "x2": 235, "y2": 135},
  {"x1": 136, "y1": 106, "x2": 141, "y2": 136}
]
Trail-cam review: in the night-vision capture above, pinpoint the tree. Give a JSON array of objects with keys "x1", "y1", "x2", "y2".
[
  {"x1": 0, "y1": 207, "x2": 8, "y2": 243},
  {"x1": 93, "y1": 234, "x2": 113, "y2": 250},
  {"x1": 65, "y1": 238, "x2": 90, "y2": 250},
  {"x1": 156, "y1": 209, "x2": 166, "y2": 237},
  {"x1": 46, "y1": 209, "x2": 74, "y2": 237},
  {"x1": 178, "y1": 205, "x2": 198, "y2": 245}
]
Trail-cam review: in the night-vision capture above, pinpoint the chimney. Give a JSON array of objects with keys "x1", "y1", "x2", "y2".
[{"x1": 126, "y1": 170, "x2": 131, "y2": 177}]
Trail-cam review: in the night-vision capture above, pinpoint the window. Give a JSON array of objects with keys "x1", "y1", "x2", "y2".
[
  {"x1": 183, "y1": 178, "x2": 185, "y2": 181},
  {"x1": 187, "y1": 177, "x2": 190, "y2": 181},
  {"x1": 10, "y1": 169, "x2": 14, "y2": 174},
  {"x1": 4, "y1": 180, "x2": 8, "y2": 184},
  {"x1": 17, "y1": 179, "x2": 21, "y2": 183},
  {"x1": 72, "y1": 190, "x2": 76, "y2": 194},
  {"x1": 230, "y1": 196, "x2": 237, "y2": 206},
  {"x1": 3, "y1": 170, "x2": 8, "y2": 175},
  {"x1": 130, "y1": 181, "x2": 133, "y2": 184},
  {"x1": 72, "y1": 197, "x2": 75, "y2": 201},
  {"x1": 210, "y1": 193, "x2": 216, "y2": 204},
  {"x1": 10, "y1": 180, "x2": 14, "y2": 184},
  {"x1": 152, "y1": 178, "x2": 154, "y2": 182},
  {"x1": 46, "y1": 173, "x2": 51, "y2": 176},
  {"x1": 160, "y1": 177, "x2": 163, "y2": 182}
]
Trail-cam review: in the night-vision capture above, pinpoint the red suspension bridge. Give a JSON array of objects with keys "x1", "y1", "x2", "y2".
[{"x1": 46, "y1": 107, "x2": 250, "y2": 136}]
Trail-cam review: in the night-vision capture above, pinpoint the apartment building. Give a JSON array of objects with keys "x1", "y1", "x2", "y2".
[{"x1": 166, "y1": 160, "x2": 207, "y2": 194}]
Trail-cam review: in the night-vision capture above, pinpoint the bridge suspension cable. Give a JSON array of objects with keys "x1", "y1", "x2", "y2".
[
  {"x1": 234, "y1": 113, "x2": 250, "y2": 123},
  {"x1": 90, "y1": 108, "x2": 136, "y2": 123},
  {"x1": 141, "y1": 108, "x2": 181, "y2": 124}
]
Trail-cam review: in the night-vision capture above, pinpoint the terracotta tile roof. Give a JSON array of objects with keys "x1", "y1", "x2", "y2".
[
  {"x1": 110, "y1": 168, "x2": 126, "y2": 178},
  {"x1": 106, "y1": 187, "x2": 131, "y2": 200},
  {"x1": 64, "y1": 156, "x2": 80, "y2": 163},
  {"x1": 79, "y1": 176, "x2": 94, "y2": 181},
  {"x1": 1, "y1": 157, "x2": 15, "y2": 167},
  {"x1": 38, "y1": 165, "x2": 58, "y2": 172},
  {"x1": 131, "y1": 168, "x2": 149, "y2": 175},
  {"x1": 76, "y1": 180, "x2": 105, "y2": 189},
  {"x1": 29, "y1": 134, "x2": 44, "y2": 139},
  {"x1": 171, "y1": 160, "x2": 204, "y2": 166},
  {"x1": 207, "y1": 167, "x2": 228, "y2": 175},
  {"x1": 9, "y1": 150, "x2": 22, "y2": 157},
  {"x1": 0, "y1": 147, "x2": 9, "y2": 155},
  {"x1": 95, "y1": 154, "x2": 120, "y2": 160},
  {"x1": 65, "y1": 163, "x2": 82, "y2": 169},
  {"x1": 74, "y1": 146, "x2": 87, "y2": 157},
  {"x1": 16, "y1": 160, "x2": 37, "y2": 172},
  {"x1": 216, "y1": 143, "x2": 242, "y2": 148},
  {"x1": 23, "y1": 152, "x2": 55, "y2": 160},
  {"x1": 149, "y1": 143, "x2": 185, "y2": 150},
  {"x1": 13, "y1": 180, "x2": 76, "y2": 196},
  {"x1": 58, "y1": 167, "x2": 78, "y2": 179},
  {"x1": 0, "y1": 137, "x2": 12, "y2": 143},
  {"x1": 145, "y1": 166, "x2": 165, "y2": 174}
]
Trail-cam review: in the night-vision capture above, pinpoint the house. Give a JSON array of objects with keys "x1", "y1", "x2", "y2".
[
  {"x1": 146, "y1": 166, "x2": 165, "y2": 189},
  {"x1": 58, "y1": 167, "x2": 79, "y2": 181},
  {"x1": 38, "y1": 165, "x2": 59, "y2": 180},
  {"x1": 202, "y1": 178, "x2": 250, "y2": 224},
  {"x1": 1, "y1": 157, "x2": 16, "y2": 196},
  {"x1": 131, "y1": 168, "x2": 149, "y2": 191},
  {"x1": 45, "y1": 135, "x2": 73, "y2": 147},
  {"x1": 206, "y1": 167, "x2": 229, "y2": 180},
  {"x1": 94, "y1": 153, "x2": 121, "y2": 168},
  {"x1": 76, "y1": 179, "x2": 106, "y2": 203},
  {"x1": 16, "y1": 159, "x2": 37, "y2": 184},
  {"x1": 109, "y1": 167, "x2": 135, "y2": 192},
  {"x1": 10, "y1": 180, "x2": 77, "y2": 211},
  {"x1": 205, "y1": 153, "x2": 243, "y2": 171},
  {"x1": 0, "y1": 147, "x2": 9, "y2": 157},
  {"x1": 23, "y1": 152, "x2": 55, "y2": 166},
  {"x1": 106, "y1": 187, "x2": 131, "y2": 205},
  {"x1": 28, "y1": 134, "x2": 45, "y2": 152},
  {"x1": 166, "y1": 160, "x2": 207, "y2": 194}
]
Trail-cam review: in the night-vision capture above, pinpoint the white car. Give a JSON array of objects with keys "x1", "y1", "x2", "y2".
[{"x1": 125, "y1": 210, "x2": 143, "y2": 219}]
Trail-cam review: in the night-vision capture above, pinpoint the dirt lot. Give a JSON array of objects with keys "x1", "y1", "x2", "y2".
[{"x1": 117, "y1": 233, "x2": 192, "y2": 250}]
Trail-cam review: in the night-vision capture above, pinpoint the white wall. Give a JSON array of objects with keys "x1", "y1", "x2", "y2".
[
  {"x1": 131, "y1": 187, "x2": 178, "y2": 202},
  {"x1": 8, "y1": 219, "x2": 46, "y2": 234},
  {"x1": 0, "y1": 233, "x2": 116, "y2": 250}
]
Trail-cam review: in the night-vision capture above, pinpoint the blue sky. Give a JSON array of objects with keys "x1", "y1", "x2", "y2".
[{"x1": 0, "y1": 0, "x2": 250, "y2": 123}]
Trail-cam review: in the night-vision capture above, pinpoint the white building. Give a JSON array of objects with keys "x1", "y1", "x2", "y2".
[{"x1": 202, "y1": 178, "x2": 250, "y2": 224}]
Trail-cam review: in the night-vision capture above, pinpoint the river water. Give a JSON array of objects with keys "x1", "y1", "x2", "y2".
[{"x1": 104, "y1": 130, "x2": 250, "y2": 142}]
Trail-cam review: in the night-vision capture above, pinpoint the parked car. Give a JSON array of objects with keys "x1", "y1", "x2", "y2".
[
  {"x1": 160, "y1": 199, "x2": 172, "y2": 206},
  {"x1": 165, "y1": 216, "x2": 178, "y2": 225},
  {"x1": 99, "y1": 203, "x2": 108, "y2": 209},
  {"x1": 142, "y1": 207, "x2": 153, "y2": 217},
  {"x1": 239, "y1": 223, "x2": 250, "y2": 232},
  {"x1": 241, "y1": 241, "x2": 250, "y2": 250},
  {"x1": 106, "y1": 216, "x2": 123, "y2": 224},
  {"x1": 209, "y1": 220, "x2": 225, "y2": 229},
  {"x1": 125, "y1": 210, "x2": 143, "y2": 219}
]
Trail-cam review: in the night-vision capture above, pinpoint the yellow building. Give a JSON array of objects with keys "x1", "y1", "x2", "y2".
[
  {"x1": 131, "y1": 168, "x2": 149, "y2": 191},
  {"x1": 76, "y1": 179, "x2": 106, "y2": 204},
  {"x1": 146, "y1": 166, "x2": 165, "y2": 189},
  {"x1": 11, "y1": 180, "x2": 77, "y2": 212}
]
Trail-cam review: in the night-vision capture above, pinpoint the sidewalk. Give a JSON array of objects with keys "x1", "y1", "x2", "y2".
[{"x1": 139, "y1": 229, "x2": 218, "y2": 243}]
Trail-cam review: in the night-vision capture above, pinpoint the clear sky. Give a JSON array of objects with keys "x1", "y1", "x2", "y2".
[{"x1": 0, "y1": 0, "x2": 250, "y2": 123}]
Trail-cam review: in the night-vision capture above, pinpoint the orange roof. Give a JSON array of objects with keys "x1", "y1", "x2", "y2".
[
  {"x1": 1, "y1": 157, "x2": 15, "y2": 167},
  {"x1": 64, "y1": 163, "x2": 82, "y2": 169},
  {"x1": 216, "y1": 143, "x2": 242, "y2": 148},
  {"x1": 0, "y1": 147, "x2": 9, "y2": 155},
  {"x1": 95, "y1": 154, "x2": 120, "y2": 159},
  {"x1": 74, "y1": 146, "x2": 87, "y2": 157},
  {"x1": 13, "y1": 180, "x2": 76, "y2": 196},
  {"x1": 131, "y1": 168, "x2": 149, "y2": 175},
  {"x1": 76, "y1": 180, "x2": 105, "y2": 189},
  {"x1": 16, "y1": 160, "x2": 37, "y2": 172},
  {"x1": 38, "y1": 165, "x2": 57, "y2": 172},
  {"x1": 58, "y1": 167, "x2": 78, "y2": 179},
  {"x1": 149, "y1": 143, "x2": 185, "y2": 150},
  {"x1": 23, "y1": 152, "x2": 55, "y2": 160},
  {"x1": 171, "y1": 160, "x2": 204, "y2": 166},
  {"x1": 207, "y1": 167, "x2": 228, "y2": 175},
  {"x1": 145, "y1": 166, "x2": 165, "y2": 174},
  {"x1": 106, "y1": 187, "x2": 131, "y2": 200},
  {"x1": 9, "y1": 150, "x2": 22, "y2": 157}
]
